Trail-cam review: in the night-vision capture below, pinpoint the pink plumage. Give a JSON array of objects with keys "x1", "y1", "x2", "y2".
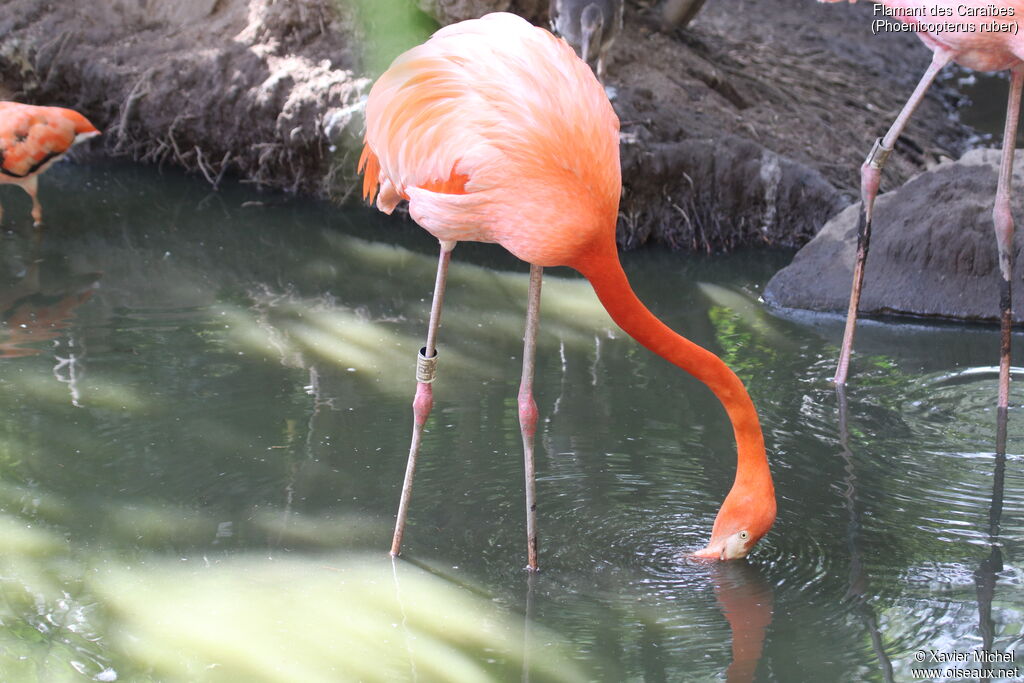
[
  {"x1": 359, "y1": 12, "x2": 621, "y2": 267},
  {"x1": 0, "y1": 102, "x2": 99, "y2": 225},
  {"x1": 358, "y1": 11, "x2": 777, "y2": 565}
]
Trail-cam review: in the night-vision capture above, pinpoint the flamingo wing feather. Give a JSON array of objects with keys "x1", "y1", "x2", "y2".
[
  {"x1": 0, "y1": 103, "x2": 99, "y2": 179},
  {"x1": 358, "y1": 13, "x2": 620, "y2": 265}
]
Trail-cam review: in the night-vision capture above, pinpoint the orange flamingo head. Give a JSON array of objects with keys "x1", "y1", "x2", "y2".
[{"x1": 691, "y1": 479, "x2": 776, "y2": 561}]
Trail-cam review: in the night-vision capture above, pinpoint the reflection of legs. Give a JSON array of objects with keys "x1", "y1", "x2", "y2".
[
  {"x1": 519, "y1": 265, "x2": 543, "y2": 571},
  {"x1": 834, "y1": 50, "x2": 952, "y2": 386},
  {"x1": 995, "y1": 67, "x2": 1023, "y2": 411},
  {"x1": 521, "y1": 569, "x2": 538, "y2": 676},
  {"x1": 978, "y1": 384, "x2": 1010, "y2": 655},
  {"x1": 391, "y1": 240, "x2": 455, "y2": 557}
]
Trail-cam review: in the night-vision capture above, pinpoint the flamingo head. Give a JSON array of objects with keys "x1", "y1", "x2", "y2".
[
  {"x1": 579, "y1": 4, "x2": 605, "y2": 66},
  {"x1": 691, "y1": 485, "x2": 776, "y2": 561},
  {"x1": 61, "y1": 109, "x2": 101, "y2": 139}
]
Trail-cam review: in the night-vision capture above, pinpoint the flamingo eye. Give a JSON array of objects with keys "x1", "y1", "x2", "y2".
[{"x1": 738, "y1": 530, "x2": 750, "y2": 541}]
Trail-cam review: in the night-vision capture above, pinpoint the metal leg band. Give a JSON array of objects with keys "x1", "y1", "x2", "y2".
[
  {"x1": 416, "y1": 347, "x2": 438, "y2": 383},
  {"x1": 865, "y1": 137, "x2": 893, "y2": 170}
]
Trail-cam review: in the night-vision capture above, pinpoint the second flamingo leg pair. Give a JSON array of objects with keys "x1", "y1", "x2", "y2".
[
  {"x1": 390, "y1": 241, "x2": 544, "y2": 571},
  {"x1": 836, "y1": 54, "x2": 1024, "y2": 413}
]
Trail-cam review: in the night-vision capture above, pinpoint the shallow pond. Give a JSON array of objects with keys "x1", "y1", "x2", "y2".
[{"x1": 0, "y1": 160, "x2": 1021, "y2": 681}]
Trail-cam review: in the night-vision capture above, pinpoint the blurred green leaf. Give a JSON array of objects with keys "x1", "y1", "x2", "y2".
[{"x1": 344, "y1": 0, "x2": 437, "y2": 76}]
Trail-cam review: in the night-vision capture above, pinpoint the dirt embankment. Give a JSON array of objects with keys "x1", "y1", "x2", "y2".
[
  {"x1": 0, "y1": 0, "x2": 974, "y2": 251},
  {"x1": 0, "y1": 0, "x2": 368, "y2": 196}
]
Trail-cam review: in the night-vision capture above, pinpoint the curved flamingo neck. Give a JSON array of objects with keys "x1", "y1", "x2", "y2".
[{"x1": 571, "y1": 242, "x2": 773, "y2": 498}]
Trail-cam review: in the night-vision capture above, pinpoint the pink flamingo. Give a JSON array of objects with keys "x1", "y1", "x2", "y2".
[
  {"x1": 823, "y1": 0, "x2": 1023, "y2": 411},
  {"x1": 358, "y1": 13, "x2": 776, "y2": 569},
  {"x1": 0, "y1": 102, "x2": 99, "y2": 225}
]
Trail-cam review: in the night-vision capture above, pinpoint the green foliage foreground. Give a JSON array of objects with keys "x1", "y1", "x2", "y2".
[{"x1": 0, "y1": 504, "x2": 584, "y2": 682}]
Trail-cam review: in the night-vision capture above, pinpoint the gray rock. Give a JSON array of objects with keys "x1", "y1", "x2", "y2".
[{"x1": 764, "y1": 149, "x2": 1024, "y2": 323}]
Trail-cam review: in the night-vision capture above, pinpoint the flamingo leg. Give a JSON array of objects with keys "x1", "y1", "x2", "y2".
[
  {"x1": 994, "y1": 66, "x2": 1023, "y2": 411},
  {"x1": 519, "y1": 264, "x2": 543, "y2": 571},
  {"x1": 19, "y1": 176, "x2": 42, "y2": 226},
  {"x1": 391, "y1": 240, "x2": 455, "y2": 557},
  {"x1": 834, "y1": 49, "x2": 952, "y2": 385}
]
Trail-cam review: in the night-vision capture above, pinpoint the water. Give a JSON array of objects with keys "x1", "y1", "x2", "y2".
[
  {"x1": 0, "y1": 160, "x2": 1021, "y2": 681},
  {"x1": 955, "y1": 68, "x2": 1024, "y2": 148}
]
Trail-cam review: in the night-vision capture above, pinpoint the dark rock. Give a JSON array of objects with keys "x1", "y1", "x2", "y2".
[{"x1": 764, "y1": 149, "x2": 1024, "y2": 323}]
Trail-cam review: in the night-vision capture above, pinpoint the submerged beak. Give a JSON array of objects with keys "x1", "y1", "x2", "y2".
[
  {"x1": 691, "y1": 532, "x2": 753, "y2": 561},
  {"x1": 691, "y1": 543, "x2": 726, "y2": 561}
]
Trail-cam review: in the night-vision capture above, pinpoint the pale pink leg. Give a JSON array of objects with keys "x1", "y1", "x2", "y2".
[
  {"x1": 20, "y1": 176, "x2": 42, "y2": 226},
  {"x1": 519, "y1": 265, "x2": 543, "y2": 571},
  {"x1": 391, "y1": 241, "x2": 455, "y2": 557},
  {"x1": 835, "y1": 50, "x2": 953, "y2": 385},
  {"x1": 994, "y1": 67, "x2": 1023, "y2": 412}
]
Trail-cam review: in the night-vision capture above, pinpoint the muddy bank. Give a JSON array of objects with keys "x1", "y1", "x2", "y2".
[
  {"x1": 0, "y1": 0, "x2": 368, "y2": 197},
  {"x1": 0, "y1": 0, "x2": 974, "y2": 251}
]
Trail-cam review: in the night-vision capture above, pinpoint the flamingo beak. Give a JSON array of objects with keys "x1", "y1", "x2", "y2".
[
  {"x1": 581, "y1": 27, "x2": 593, "y2": 65},
  {"x1": 580, "y1": 17, "x2": 603, "y2": 67},
  {"x1": 690, "y1": 542, "x2": 726, "y2": 561}
]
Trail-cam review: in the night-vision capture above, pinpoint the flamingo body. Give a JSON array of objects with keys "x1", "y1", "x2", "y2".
[
  {"x1": 360, "y1": 13, "x2": 775, "y2": 562},
  {"x1": 0, "y1": 102, "x2": 99, "y2": 225},
  {"x1": 360, "y1": 13, "x2": 619, "y2": 268}
]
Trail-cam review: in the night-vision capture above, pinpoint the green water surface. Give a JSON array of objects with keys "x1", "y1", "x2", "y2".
[{"x1": 0, "y1": 160, "x2": 1020, "y2": 682}]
